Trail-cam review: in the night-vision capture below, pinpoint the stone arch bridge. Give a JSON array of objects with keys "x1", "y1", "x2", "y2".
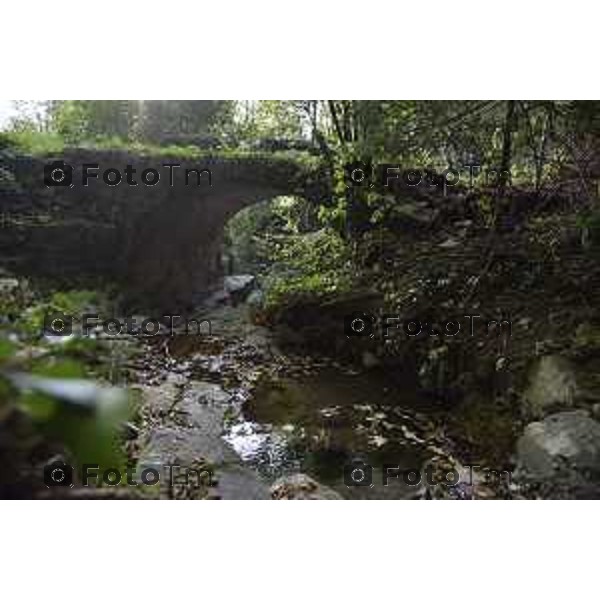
[{"x1": 2, "y1": 149, "x2": 326, "y2": 310}]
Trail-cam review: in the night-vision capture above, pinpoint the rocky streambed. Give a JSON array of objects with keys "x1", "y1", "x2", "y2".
[
  {"x1": 123, "y1": 272, "x2": 600, "y2": 500},
  {"x1": 127, "y1": 289, "x2": 512, "y2": 500}
]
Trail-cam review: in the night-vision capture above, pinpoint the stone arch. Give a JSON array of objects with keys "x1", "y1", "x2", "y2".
[{"x1": 7, "y1": 149, "x2": 323, "y2": 311}]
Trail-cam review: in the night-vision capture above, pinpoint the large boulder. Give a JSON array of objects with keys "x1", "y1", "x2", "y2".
[
  {"x1": 515, "y1": 410, "x2": 600, "y2": 498},
  {"x1": 522, "y1": 354, "x2": 600, "y2": 418}
]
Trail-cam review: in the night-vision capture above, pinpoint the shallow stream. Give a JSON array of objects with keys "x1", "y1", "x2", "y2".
[{"x1": 223, "y1": 366, "x2": 444, "y2": 498}]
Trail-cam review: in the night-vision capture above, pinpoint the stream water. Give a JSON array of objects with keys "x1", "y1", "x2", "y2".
[
  {"x1": 222, "y1": 366, "x2": 448, "y2": 498},
  {"x1": 160, "y1": 297, "x2": 459, "y2": 499}
]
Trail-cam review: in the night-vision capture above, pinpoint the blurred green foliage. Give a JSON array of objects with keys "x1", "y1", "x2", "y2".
[{"x1": 1, "y1": 286, "x2": 130, "y2": 480}]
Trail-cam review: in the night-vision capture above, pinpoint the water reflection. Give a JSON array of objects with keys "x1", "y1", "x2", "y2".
[{"x1": 223, "y1": 368, "x2": 438, "y2": 498}]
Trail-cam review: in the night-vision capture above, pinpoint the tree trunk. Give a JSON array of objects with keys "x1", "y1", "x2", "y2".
[{"x1": 499, "y1": 100, "x2": 517, "y2": 194}]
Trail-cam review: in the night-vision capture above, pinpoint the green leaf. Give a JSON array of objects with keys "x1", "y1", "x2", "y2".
[{"x1": 9, "y1": 371, "x2": 129, "y2": 472}]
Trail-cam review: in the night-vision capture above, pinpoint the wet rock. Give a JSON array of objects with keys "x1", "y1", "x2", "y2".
[
  {"x1": 210, "y1": 464, "x2": 270, "y2": 500},
  {"x1": 224, "y1": 274, "x2": 255, "y2": 304},
  {"x1": 133, "y1": 383, "x2": 180, "y2": 418},
  {"x1": 139, "y1": 424, "x2": 238, "y2": 469},
  {"x1": 176, "y1": 383, "x2": 231, "y2": 432},
  {"x1": 135, "y1": 376, "x2": 270, "y2": 499},
  {"x1": 270, "y1": 473, "x2": 343, "y2": 500},
  {"x1": 181, "y1": 381, "x2": 231, "y2": 407},
  {"x1": 515, "y1": 411, "x2": 600, "y2": 497},
  {"x1": 246, "y1": 289, "x2": 264, "y2": 307}
]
